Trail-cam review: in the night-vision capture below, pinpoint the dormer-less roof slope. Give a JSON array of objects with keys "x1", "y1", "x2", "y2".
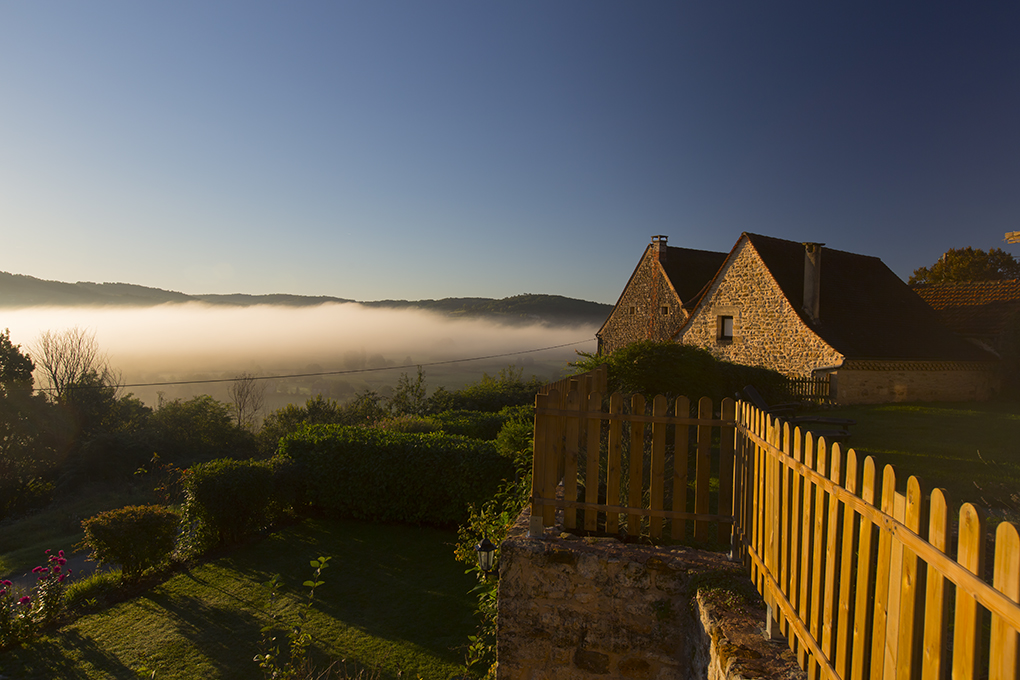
[
  {"x1": 913, "y1": 280, "x2": 1020, "y2": 339},
  {"x1": 660, "y1": 247, "x2": 728, "y2": 311},
  {"x1": 730, "y1": 233, "x2": 992, "y2": 361}
]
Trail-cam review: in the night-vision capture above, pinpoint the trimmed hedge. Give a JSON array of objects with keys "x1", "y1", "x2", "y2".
[
  {"x1": 279, "y1": 425, "x2": 515, "y2": 526},
  {"x1": 81, "y1": 504, "x2": 180, "y2": 581},
  {"x1": 183, "y1": 458, "x2": 277, "y2": 546}
]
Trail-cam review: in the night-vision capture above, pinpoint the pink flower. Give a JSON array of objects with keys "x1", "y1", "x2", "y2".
[
  {"x1": 45, "y1": 549, "x2": 50, "y2": 555},
  {"x1": 1, "y1": 589, "x2": 6, "y2": 596},
  {"x1": 1, "y1": 580, "x2": 10, "y2": 586},
  {"x1": 32, "y1": 566, "x2": 42, "y2": 573},
  {"x1": 58, "y1": 550, "x2": 64, "y2": 558},
  {"x1": 57, "y1": 574, "x2": 67, "y2": 583},
  {"x1": 18, "y1": 596, "x2": 30, "y2": 605}
]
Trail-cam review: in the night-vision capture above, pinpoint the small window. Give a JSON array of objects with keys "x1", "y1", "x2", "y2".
[
  {"x1": 628, "y1": 306, "x2": 636, "y2": 315},
  {"x1": 661, "y1": 306, "x2": 669, "y2": 316},
  {"x1": 719, "y1": 315, "x2": 734, "y2": 341}
]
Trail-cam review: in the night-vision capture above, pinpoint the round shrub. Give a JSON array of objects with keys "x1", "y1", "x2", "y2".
[{"x1": 81, "y1": 504, "x2": 180, "y2": 582}]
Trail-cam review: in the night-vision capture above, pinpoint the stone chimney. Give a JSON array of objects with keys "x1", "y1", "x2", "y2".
[
  {"x1": 802, "y1": 242, "x2": 823, "y2": 324},
  {"x1": 652, "y1": 235, "x2": 668, "y2": 263}
]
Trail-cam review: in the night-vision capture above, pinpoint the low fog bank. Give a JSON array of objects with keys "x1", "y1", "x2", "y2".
[{"x1": 3, "y1": 302, "x2": 597, "y2": 409}]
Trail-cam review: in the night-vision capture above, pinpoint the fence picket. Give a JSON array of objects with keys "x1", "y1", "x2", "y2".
[
  {"x1": 871, "y1": 465, "x2": 897, "y2": 680},
  {"x1": 894, "y1": 476, "x2": 926, "y2": 680},
  {"x1": 821, "y1": 442, "x2": 843, "y2": 667},
  {"x1": 563, "y1": 389, "x2": 581, "y2": 530},
  {"x1": 835, "y1": 448, "x2": 859, "y2": 677},
  {"x1": 606, "y1": 392, "x2": 623, "y2": 535},
  {"x1": 649, "y1": 395, "x2": 668, "y2": 539},
  {"x1": 953, "y1": 503, "x2": 986, "y2": 680},
  {"x1": 798, "y1": 429, "x2": 817, "y2": 670},
  {"x1": 807, "y1": 435, "x2": 829, "y2": 680},
  {"x1": 718, "y1": 398, "x2": 736, "y2": 546},
  {"x1": 694, "y1": 396, "x2": 713, "y2": 543},
  {"x1": 921, "y1": 488, "x2": 950, "y2": 680},
  {"x1": 788, "y1": 424, "x2": 805, "y2": 656},
  {"x1": 628, "y1": 394, "x2": 646, "y2": 537},
  {"x1": 850, "y1": 456, "x2": 877, "y2": 680},
  {"x1": 584, "y1": 392, "x2": 602, "y2": 532},
  {"x1": 990, "y1": 521, "x2": 1020, "y2": 680},
  {"x1": 671, "y1": 396, "x2": 690, "y2": 542},
  {"x1": 530, "y1": 391, "x2": 550, "y2": 536}
]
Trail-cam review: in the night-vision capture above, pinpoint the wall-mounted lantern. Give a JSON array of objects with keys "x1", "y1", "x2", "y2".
[{"x1": 475, "y1": 537, "x2": 497, "y2": 574}]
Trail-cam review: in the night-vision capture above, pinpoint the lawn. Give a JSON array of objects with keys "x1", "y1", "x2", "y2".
[
  {"x1": 816, "y1": 400, "x2": 1020, "y2": 522},
  {"x1": 0, "y1": 518, "x2": 477, "y2": 680}
]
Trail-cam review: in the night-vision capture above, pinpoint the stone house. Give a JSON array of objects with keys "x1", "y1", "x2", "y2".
[
  {"x1": 673, "y1": 233, "x2": 999, "y2": 404},
  {"x1": 913, "y1": 279, "x2": 1020, "y2": 357},
  {"x1": 596, "y1": 235, "x2": 727, "y2": 354}
]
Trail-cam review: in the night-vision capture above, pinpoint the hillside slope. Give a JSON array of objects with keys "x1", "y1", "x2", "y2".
[{"x1": 0, "y1": 271, "x2": 611, "y2": 327}]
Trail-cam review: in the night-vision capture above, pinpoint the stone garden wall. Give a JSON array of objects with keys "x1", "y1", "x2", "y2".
[{"x1": 496, "y1": 508, "x2": 804, "y2": 680}]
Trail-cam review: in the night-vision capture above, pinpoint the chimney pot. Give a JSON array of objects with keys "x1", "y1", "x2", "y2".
[{"x1": 652, "y1": 235, "x2": 668, "y2": 263}]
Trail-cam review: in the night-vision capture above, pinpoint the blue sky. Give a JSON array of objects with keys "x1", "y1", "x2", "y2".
[{"x1": 1, "y1": 2, "x2": 1018, "y2": 304}]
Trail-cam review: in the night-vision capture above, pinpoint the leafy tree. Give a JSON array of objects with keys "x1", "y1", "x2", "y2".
[
  {"x1": 0, "y1": 329, "x2": 34, "y2": 393},
  {"x1": 428, "y1": 365, "x2": 544, "y2": 413},
  {"x1": 909, "y1": 247, "x2": 1020, "y2": 285},
  {"x1": 0, "y1": 331, "x2": 62, "y2": 518},
  {"x1": 150, "y1": 394, "x2": 255, "y2": 462}
]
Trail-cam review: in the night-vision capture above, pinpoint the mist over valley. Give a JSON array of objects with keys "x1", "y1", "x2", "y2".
[{"x1": 2, "y1": 299, "x2": 600, "y2": 410}]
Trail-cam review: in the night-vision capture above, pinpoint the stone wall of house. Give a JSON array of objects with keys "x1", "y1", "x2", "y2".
[
  {"x1": 832, "y1": 361, "x2": 1000, "y2": 404},
  {"x1": 677, "y1": 240, "x2": 843, "y2": 378},
  {"x1": 496, "y1": 510, "x2": 804, "y2": 680},
  {"x1": 598, "y1": 245, "x2": 688, "y2": 355}
]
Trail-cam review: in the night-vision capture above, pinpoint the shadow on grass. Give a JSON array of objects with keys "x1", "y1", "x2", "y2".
[
  {"x1": 218, "y1": 517, "x2": 476, "y2": 665},
  {"x1": 1, "y1": 629, "x2": 139, "y2": 679},
  {"x1": 134, "y1": 589, "x2": 267, "y2": 677}
]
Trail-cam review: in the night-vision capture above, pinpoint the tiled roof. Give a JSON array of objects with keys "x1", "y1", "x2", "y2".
[
  {"x1": 744, "y1": 233, "x2": 994, "y2": 362},
  {"x1": 913, "y1": 280, "x2": 1020, "y2": 338},
  {"x1": 660, "y1": 246, "x2": 727, "y2": 308}
]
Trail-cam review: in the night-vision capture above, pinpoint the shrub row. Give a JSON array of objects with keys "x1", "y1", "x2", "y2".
[{"x1": 279, "y1": 425, "x2": 515, "y2": 526}]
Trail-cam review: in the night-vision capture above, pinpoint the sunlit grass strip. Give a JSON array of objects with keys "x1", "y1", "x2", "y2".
[{"x1": 1, "y1": 518, "x2": 476, "y2": 680}]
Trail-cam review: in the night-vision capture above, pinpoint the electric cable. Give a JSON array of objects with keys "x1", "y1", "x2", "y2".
[{"x1": 30, "y1": 338, "x2": 595, "y2": 393}]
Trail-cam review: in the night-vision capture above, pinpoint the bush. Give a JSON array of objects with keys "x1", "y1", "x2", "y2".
[
  {"x1": 182, "y1": 458, "x2": 278, "y2": 546},
  {"x1": 427, "y1": 366, "x2": 544, "y2": 413},
  {"x1": 81, "y1": 505, "x2": 180, "y2": 582},
  {"x1": 373, "y1": 414, "x2": 442, "y2": 434},
  {"x1": 430, "y1": 410, "x2": 507, "y2": 440},
  {"x1": 279, "y1": 426, "x2": 515, "y2": 526},
  {"x1": 572, "y1": 341, "x2": 791, "y2": 405}
]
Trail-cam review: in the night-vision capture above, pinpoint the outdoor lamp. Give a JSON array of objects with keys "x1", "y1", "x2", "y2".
[{"x1": 475, "y1": 537, "x2": 497, "y2": 573}]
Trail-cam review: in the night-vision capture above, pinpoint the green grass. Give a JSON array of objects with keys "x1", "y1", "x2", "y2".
[
  {"x1": 814, "y1": 400, "x2": 1020, "y2": 521},
  {"x1": 1, "y1": 518, "x2": 477, "y2": 679}
]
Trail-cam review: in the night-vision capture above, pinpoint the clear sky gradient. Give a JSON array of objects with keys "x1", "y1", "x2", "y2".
[{"x1": 2, "y1": 3, "x2": 1018, "y2": 304}]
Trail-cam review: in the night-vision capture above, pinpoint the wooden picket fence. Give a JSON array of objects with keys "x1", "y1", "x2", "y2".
[
  {"x1": 527, "y1": 375, "x2": 1020, "y2": 679},
  {"x1": 736, "y1": 402, "x2": 1020, "y2": 680},
  {"x1": 528, "y1": 376, "x2": 736, "y2": 545}
]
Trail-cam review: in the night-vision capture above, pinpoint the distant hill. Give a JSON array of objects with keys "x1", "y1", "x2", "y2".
[{"x1": 0, "y1": 271, "x2": 611, "y2": 327}]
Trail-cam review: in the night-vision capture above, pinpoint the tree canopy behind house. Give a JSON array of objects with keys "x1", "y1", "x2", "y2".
[
  {"x1": 572, "y1": 340, "x2": 791, "y2": 405},
  {"x1": 909, "y1": 247, "x2": 1020, "y2": 285}
]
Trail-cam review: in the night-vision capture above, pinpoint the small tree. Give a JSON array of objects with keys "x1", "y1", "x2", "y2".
[
  {"x1": 229, "y1": 372, "x2": 266, "y2": 433},
  {"x1": 388, "y1": 366, "x2": 428, "y2": 416}
]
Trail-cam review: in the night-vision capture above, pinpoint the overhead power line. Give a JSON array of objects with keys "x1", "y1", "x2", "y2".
[{"x1": 31, "y1": 339, "x2": 595, "y2": 393}]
